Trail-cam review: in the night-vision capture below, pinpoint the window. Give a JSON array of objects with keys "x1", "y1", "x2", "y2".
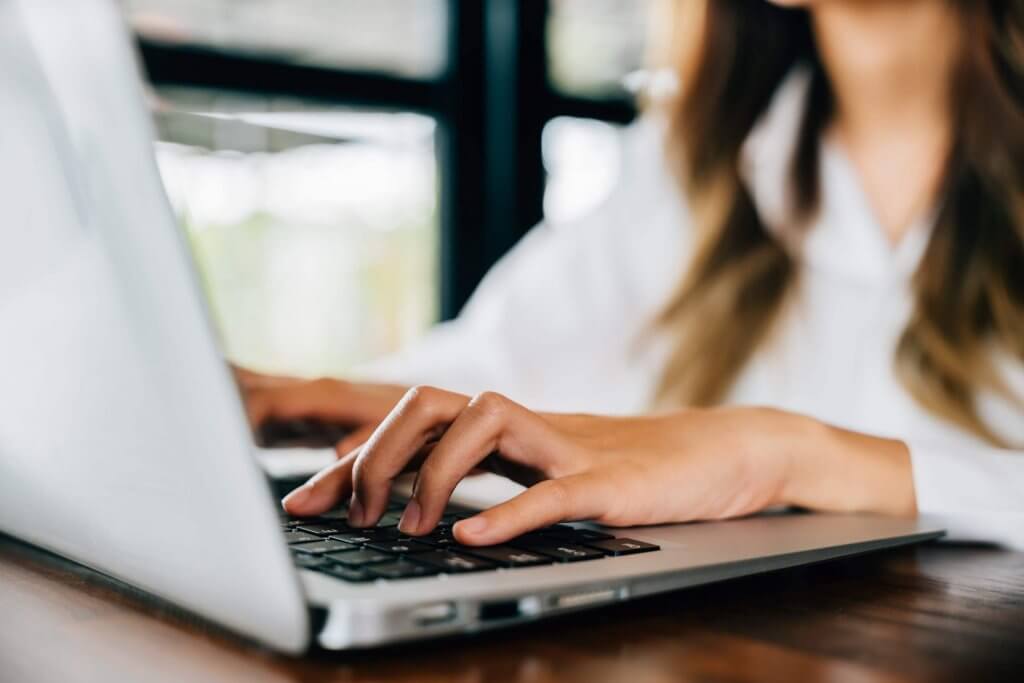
[
  {"x1": 153, "y1": 91, "x2": 438, "y2": 376},
  {"x1": 123, "y1": 2, "x2": 659, "y2": 376},
  {"x1": 120, "y1": 0, "x2": 448, "y2": 76},
  {"x1": 544, "y1": 1, "x2": 662, "y2": 228},
  {"x1": 547, "y1": 0, "x2": 656, "y2": 98}
]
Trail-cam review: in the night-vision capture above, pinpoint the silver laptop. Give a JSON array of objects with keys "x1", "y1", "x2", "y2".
[{"x1": 0, "y1": 0, "x2": 943, "y2": 654}]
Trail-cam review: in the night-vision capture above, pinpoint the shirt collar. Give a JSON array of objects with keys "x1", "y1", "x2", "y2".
[{"x1": 738, "y1": 67, "x2": 933, "y2": 285}]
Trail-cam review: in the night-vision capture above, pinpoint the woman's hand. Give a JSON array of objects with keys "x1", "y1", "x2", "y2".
[
  {"x1": 235, "y1": 366, "x2": 408, "y2": 454},
  {"x1": 282, "y1": 387, "x2": 917, "y2": 546}
]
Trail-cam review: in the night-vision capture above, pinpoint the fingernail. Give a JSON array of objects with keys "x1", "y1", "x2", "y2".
[
  {"x1": 454, "y1": 516, "x2": 487, "y2": 537},
  {"x1": 348, "y1": 496, "x2": 365, "y2": 527},
  {"x1": 282, "y1": 485, "x2": 312, "y2": 511},
  {"x1": 398, "y1": 498, "x2": 421, "y2": 534}
]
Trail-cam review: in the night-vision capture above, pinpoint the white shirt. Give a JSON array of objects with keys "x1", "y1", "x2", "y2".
[{"x1": 358, "y1": 70, "x2": 1024, "y2": 550}]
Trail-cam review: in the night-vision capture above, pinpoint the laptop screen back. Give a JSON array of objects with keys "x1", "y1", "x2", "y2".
[{"x1": 0, "y1": 0, "x2": 309, "y2": 653}]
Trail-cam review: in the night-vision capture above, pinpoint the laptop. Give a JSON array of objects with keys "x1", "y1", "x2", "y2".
[{"x1": 0, "y1": 0, "x2": 943, "y2": 654}]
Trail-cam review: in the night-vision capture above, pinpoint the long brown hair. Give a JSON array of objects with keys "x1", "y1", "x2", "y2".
[{"x1": 656, "y1": 0, "x2": 1024, "y2": 446}]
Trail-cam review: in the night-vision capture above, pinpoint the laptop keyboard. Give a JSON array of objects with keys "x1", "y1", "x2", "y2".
[{"x1": 281, "y1": 500, "x2": 660, "y2": 583}]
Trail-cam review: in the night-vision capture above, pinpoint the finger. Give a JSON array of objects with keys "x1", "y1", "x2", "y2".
[
  {"x1": 232, "y1": 365, "x2": 300, "y2": 389},
  {"x1": 281, "y1": 449, "x2": 359, "y2": 517},
  {"x1": 245, "y1": 385, "x2": 320, "y2": 428},
  {"x1": 245, "y1": 379, "x2": 369, "y2": 428},
  {"x1": 452, "y1": 474, "x2": 606, "y2": 546},
  {"x1": 400, "y1": 392, "x2": 572, "y2": 535},
  {"x1": 349, "y1": 386, "x2": 468, "y2": 527},
  {"x1": 335, "y1": 423, "x2": 378, "y2": 457}
]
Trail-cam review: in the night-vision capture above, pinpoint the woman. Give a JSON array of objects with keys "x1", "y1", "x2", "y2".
[{"x1": 243, "y1": 0, "x2": 1024, "y2": 549}]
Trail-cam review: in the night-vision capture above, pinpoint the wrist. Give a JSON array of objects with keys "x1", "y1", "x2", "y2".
[
  {"x1": 777, "y1": 414, "x2": 917, "y2": 517},
  {"x1": 770, "y1": 411, "x2": 833, "y2": 509}
]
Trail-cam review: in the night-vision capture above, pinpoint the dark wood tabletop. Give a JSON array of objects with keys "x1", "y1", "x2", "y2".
[{"x1": 2, "y1": 534, "x2": 1023, "y2": 683}]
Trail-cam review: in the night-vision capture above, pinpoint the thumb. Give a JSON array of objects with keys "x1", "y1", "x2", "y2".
[{"x1": 453, "y1": 474, "x2": 605, "y2": 546}]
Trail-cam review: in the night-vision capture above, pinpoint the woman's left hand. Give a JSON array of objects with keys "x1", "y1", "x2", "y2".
[{"x1": 282, "y1": 387, "x2": 917, "y2": 546}]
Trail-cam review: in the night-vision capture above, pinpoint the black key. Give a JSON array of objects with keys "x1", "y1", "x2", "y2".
[
  {"x1": 283, "y1": 530, "x2": 322, "y2": 545},
  {"x1": 363, "y1": 527, "x2": 403, "y2": 540},
  {"x1": 437, "y1": 512, "x2": 469, "y2": 527},
  {"x1": 365, "y1": 541, "x2": 431, "y2": 555},
  {"x1": 317, "y1": 509, "x2": 350, "y2": 521},
  {"x1": 297, "y1": 523, "x2": 350, "y2": 537},
  {"x1": 509, "y1": 539, "x2": 605, "y2": 562},
  {"x1": 293, "y1": 554, "x2": 332, "y2": 569},
  {"x1": 409, "y1": 529, "x2": 458, "y2": 548},
  {"x1": 272, "y1": 477, "x2": 310, "y2": 501},
  {"x1": 330, "y1": 531, "x2": 376, "y2": 545},
  {"x1": 537, "y1": 530, "x2": 584, "y2": 542},
  {"x1": 318, "y1": 564, "x2": 375, "y2": 583},
  {"x1": 282, "y1": 519, "x2": 312, "y2": 529},
  {"x1": 412, "y1": 551, "x2": 496, "y2": 573},
  {"x1": 331, "y1": 527, "x2": 400, "y2": 545},
  {"x1": 329, "y1": 549, "x2": 392, "y2": 566},
  {"x1": 258, "y1": 418, "x2": 349, "y2": 448},
  {"x1": 368, "y1": 560, "x2": 439, "y2": 580},
  {"x1": 377, "y1": 512, "x2": 403, "y2": 527},
  {"x1": 411, "y1": 536, "x2": 458, "y2": 549},
  {"x1": 387, "y1": 500, "x2": 407, "y2": 512},
  {"x1": 540, "y1": 544, "x2": 606, "y2": 562},
  {"x1": 572, "y1": 529, "x2": 617, "y2": 542},
  {"x1": 540, "y1": 526, "x2": 615, "y2": 542},
  {"x1": 460, "y1": 545, "x2": 553, "y2": 568},
  {"x1": 292, "y1": 539, "x2": 358, "y2": 555},
  {"x1": 584, "y1": 538, "x2": 660, "y2": 556}
]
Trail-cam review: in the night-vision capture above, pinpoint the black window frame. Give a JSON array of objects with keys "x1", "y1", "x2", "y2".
[{"x1": 136, "y1": 0, "x2": 638, "y2": 320}]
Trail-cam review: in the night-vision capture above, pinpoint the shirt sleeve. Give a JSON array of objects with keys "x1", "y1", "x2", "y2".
[
  {"x1": 353, "y1": 116, "x2": 692, "y2": 413},
  {"x1": 908, "y1": 440, "x2": 1024, "y2": 550}
]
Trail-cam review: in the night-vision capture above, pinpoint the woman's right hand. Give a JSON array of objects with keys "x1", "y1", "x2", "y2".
[
  {"x1": 280, "y1": 386, "x2": 916, "y2": 546},
  {"x1": 235, "y1": 367, "x2": 408, "y2": 454}
]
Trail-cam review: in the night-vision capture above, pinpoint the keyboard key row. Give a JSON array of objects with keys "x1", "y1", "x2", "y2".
[
  {"x1": 283, "y1": 503, "x2": 660, "y2": 582},
  {"x1": 331, "y1": 549, "x2": 392, "y2": 566},
  {"x1": 460, "y1": 545, "x2": 551, "y2": 568},
  {"x1": 290, "y1": 539, "x2": 356, "y2": 555}
]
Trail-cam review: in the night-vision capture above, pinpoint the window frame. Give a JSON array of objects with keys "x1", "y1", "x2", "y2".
[{"x1": 136, "y1": 0, "x2": 638, "y2": 320}]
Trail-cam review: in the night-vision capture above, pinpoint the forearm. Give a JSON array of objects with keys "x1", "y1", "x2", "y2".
[{"x1": 776, "y1": 413, "x2": 918, "y2": 517}]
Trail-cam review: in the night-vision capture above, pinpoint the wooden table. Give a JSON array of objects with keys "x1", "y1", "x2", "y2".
[{"x1": 3, "y1": 535, "x2": 1023, "y2": 683}]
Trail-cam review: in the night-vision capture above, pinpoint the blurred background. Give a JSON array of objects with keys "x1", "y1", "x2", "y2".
[{"x1": 117, "y1": 0, "x2": 664, "y2": 377}]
